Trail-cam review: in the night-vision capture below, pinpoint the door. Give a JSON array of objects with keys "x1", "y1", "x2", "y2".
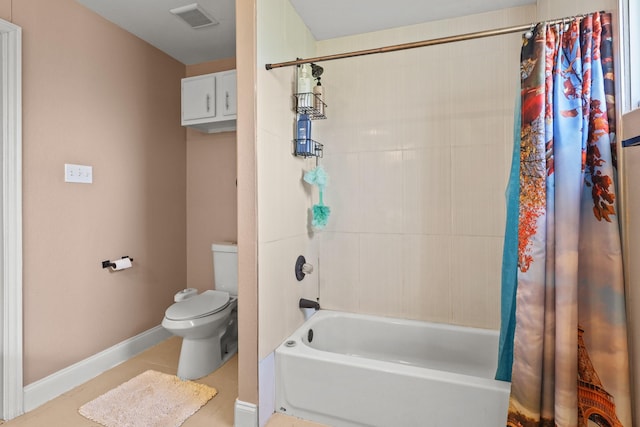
[{"x1": 0, "y1": 18, "x2": 23, "y2": 420}]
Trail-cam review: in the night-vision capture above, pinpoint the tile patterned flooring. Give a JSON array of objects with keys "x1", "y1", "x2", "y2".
[{"x1": 1, "y1": 337, "x2": 325, "y2": 427}]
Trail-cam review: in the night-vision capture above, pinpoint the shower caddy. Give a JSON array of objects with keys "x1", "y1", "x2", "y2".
[{"x1": 293, "y1": 63, "x2": 326, "y2": 158}]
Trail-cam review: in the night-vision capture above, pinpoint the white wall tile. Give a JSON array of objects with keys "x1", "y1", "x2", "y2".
[
  {"x1": 359, "y1": 234, "x2": 404, "y2": 317},
  {"x1": 297, "y1": 236, "x2": 320, "y2": 302},
  {"x1": 257, "y1": 0, "x2": 320, "y2": 359},
  {"x1": 258, "y1": 240, "x2": 288, "y2": 359},
  {"x1": 318, "y1": 232, "x2": 360, "y2": 312},
  {"x1": 282, "y1": 236, "x2": 319, "y2": 335},
  {"x1": 451, "y1": 144, "x2": 508, "y2": 237},
  {"x1": 256, "y1": 0, "x2": 286, "y2": 65},
  {"x1": 402, "y1": 234, "x2": 452, "y2": 322},
  {"x1": 257, "y1": 0, "x2": 315, "y2": 65},
  {"x1": 307, "y1": 6, "x2": 535, "y2": 327},
  {"x1": 450, "y1": 236, "x2": 503, "y2": 329},
  {"x1": 536, "y1": 0, "x2": 616, "y2": 21},
  {"x1": 283, "y1": 0, "x2": 316, "y2": 57},
  {"x1": 259, "y1": 4, "x2": 537, "y2": 338},
  {"x1": 321, "y1": 153, "x2": 361, "y2": 232},
  {"x1": 403, "y1": 148, "x2": 452, "y2": 235},
  {"x1": 359, "y1": 151, "x2": 404, "y2": 233},
  {"x1": 258, "y1": 235, "x2": 319, "y2": 359},
  {"x1": 257, "y1": 130, "x2": 285, "y2": 243},
  {"x1": 282, "y1": 154, "x2": 316, "y2": 239},
  {"x1": 257, "y1": 129, "x2": 315, "y2": 242},
  {"x1": 314, "y1": 67, "x2": 362, "y2": 154},
  {"x1": 258, "y1": 66, "x2": 295, "y2": 139},
  {"x1": 399, "y1": 109, "x2": 450, "y2": 151}
]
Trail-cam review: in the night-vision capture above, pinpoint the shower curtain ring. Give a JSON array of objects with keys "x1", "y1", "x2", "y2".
[{"x1": 525, "y1": 23, "x2": 534, "y2": 39}]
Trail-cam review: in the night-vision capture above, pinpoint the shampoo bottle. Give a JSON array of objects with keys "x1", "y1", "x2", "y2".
[{"x1": 296, "y1": 114, "x2": 312, "y2": 154}]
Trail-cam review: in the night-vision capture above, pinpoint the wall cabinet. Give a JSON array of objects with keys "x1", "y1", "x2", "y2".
[{"x1": 181, "y1": 70, "x2": 237, "y2": 133}]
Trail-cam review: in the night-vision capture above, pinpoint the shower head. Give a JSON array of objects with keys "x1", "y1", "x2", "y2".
[{"x1": 311, "y1": 63, "x2": 324, "y2": 79}]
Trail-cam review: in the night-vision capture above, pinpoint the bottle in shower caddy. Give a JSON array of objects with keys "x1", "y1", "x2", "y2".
[
  {"x1": 313, "y1": 77, "x2": 324, "y2": 116},
  {"x1": 297, "y1": 64, "x2": 312, "y2": 108},
  {"x1": 296, "y1": 113, "x2": 312, "y2": 155}
]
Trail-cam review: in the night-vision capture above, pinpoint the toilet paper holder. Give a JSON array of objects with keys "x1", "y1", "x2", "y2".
[{"x1": 102, "y1": 256, "x2": 134, "y2": 269}]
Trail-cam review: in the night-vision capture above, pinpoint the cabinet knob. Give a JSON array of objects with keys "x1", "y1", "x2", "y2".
[
  {"x1": 225, "y1": 92, "x2": 229, "y2": 111},
  {"x1": 206, "y1": 94, "x2": 211, "y2": 112}
]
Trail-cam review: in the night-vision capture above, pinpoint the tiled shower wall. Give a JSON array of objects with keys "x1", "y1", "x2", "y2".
[
  {"x1": 257, "y1": 0, "x2": 319, "y2": 361},
  {"x1": 314, "y1": 5, "x2": 536, "y2": 330}
]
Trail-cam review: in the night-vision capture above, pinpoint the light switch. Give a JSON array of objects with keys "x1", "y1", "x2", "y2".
[{"x1": 64, "y1": 164, "x2": 93, "y2": 184}]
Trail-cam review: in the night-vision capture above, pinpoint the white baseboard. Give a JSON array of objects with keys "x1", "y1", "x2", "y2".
[
  {"x1": 23, "y1": 325, "x2": 171, "y2": 413},
  {"x1": 235, "y1": 399, "x2": 258, "y2": 427}
]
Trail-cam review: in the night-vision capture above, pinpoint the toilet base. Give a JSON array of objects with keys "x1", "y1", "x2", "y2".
[
  {"x1": 177, "y1": 335, "x2": 238, "y2": 380},
  {"x1": 177, "y1": 336, "x2": 222, "y2": 380}
]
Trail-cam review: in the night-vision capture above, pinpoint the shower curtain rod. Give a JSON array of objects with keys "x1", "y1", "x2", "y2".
[{"x1": 265, "y1": 13, "x2": 593, "y2": 70}]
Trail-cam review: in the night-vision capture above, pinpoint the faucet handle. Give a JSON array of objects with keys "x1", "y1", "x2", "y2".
[
  {"x1": 302, "y1": 263, "x2": 313, "y2": 275},
  {"x1": 295, "y1": 255, "x2": 314, "y2": 281}
]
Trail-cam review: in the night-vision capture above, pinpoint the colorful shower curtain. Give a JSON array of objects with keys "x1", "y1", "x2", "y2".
[{"x1": 498, "y1": 12, "x2": 632, "y2": 426}]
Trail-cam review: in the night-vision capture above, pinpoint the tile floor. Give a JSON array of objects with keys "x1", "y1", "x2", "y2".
[{"x1": 1, "y1": 337, "x2": 325, "y2": 427}]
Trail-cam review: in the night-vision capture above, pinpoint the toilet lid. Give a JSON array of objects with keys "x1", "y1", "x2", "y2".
[{"x1": 165, "y1": 290, "x2": 230, "y2": 321}]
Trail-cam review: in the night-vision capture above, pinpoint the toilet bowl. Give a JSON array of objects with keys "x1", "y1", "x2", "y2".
[
  {"x1": 162, "y1": 290, "x2": 237, "y2": 379},
  {"x1": 162, "y1": 242, "x2": 238, "y2": 380}
]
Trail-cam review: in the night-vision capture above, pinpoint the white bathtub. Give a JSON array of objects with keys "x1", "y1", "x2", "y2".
[{"x1": 275, "y1": 310, "x2": 510, "y2": 427}]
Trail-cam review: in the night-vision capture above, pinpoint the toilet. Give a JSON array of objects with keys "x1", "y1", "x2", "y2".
[{"x1": 162, "y1": 242, "x2": 238, "y2": 380}]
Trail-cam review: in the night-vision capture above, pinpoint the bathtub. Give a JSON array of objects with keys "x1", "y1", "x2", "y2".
[{"x1": 275, "y1": 310, "x2": 510, "y2": 427}]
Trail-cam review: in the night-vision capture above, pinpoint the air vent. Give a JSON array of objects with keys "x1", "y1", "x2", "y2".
[{"x1": 170, "y1": 3, "x2": 219, "y2": 29}]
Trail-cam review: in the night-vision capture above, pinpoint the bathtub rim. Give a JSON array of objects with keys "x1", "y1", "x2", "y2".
[{"x1": 276, "y1": 309, "x2": 511, "y2": 393}]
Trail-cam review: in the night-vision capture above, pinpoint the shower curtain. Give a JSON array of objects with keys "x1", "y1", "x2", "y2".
[{"x1": 498, "y1": 12, "x2": 632, "y2": 426}]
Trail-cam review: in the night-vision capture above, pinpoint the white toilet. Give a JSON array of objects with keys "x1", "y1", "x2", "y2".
[{"x1": 162, "y1": 242, "x2": 238, "y2": 380}]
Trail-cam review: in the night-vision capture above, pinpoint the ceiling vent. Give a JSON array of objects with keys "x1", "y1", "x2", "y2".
[{"x1": 170, "y1": 3, "x2": 219, "y2": 29}]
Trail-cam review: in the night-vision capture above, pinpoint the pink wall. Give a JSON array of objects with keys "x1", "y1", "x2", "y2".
[
  {"x1": 10, "y1": 0, "x2": 187, "y2": 384},
  {"x1": 0, "y1": 0, "x2": 9, "y2": 21},
  {"x1": 186, "y1": 58, "x2": 238, "y2": 292},
  {"x1": 236, "y1": 0, "x2": 259, "y2": 405}
]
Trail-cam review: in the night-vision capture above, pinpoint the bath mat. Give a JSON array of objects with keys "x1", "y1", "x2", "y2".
[{"x1": 79, "y1": 370, "x2": 217, "y2": 427}]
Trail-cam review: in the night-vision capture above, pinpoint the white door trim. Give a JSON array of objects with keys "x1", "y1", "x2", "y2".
[{"x1": 0, "y1": 18, "x2": 22, "y2": 420}]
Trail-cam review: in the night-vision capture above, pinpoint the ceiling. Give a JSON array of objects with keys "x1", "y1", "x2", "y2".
[
  {"x1": 76, "y1": 0, "x2": 535, "y2": 65},
  {"x1": 290, "y1": 0, "x2": 536, "y2": 41},
  {"x1": 75, "y1": 0, "x2": 236, "y2": 65}
]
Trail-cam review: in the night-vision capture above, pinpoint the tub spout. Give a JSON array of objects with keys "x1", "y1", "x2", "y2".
[{"x1": 299, "y1": 298, "x2": 320, "y2": 310}]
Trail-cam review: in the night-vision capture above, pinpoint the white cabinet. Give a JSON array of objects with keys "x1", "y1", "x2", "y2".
[
  {"x1": 219, "y1": 71, "x2": 237, "y2": 118},
  {"x1": 182, "y1": 74, "x2": 215, "y2": 121},
  {"x1": 181, "y1": 70, "x2": 236, "y2": 133}
]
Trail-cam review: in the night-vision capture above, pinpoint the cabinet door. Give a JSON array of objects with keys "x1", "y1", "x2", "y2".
[
  {"x1": 182, "y1": 74, "x2": 216, "y2": 121},
  {"x1": 219, "y1": 71, "x2": 237, "y2": 117}
]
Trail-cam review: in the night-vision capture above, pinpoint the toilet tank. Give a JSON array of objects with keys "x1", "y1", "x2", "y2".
[{"x1": 212, "y1": 242, "x2": 238, "y2": 295}]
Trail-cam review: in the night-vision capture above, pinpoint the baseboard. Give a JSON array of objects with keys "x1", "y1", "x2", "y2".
[
  {"x1": 23, "y1": 325, "x2": 171, "y2": 413},
  {"x1": 235, "y1": 399, "x2": 259, "y2": 427}
]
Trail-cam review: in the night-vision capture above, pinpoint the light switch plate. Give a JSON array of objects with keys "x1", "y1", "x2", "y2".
[{"x1": 64, "y1": 164, "x2": 93, "y2": 184}]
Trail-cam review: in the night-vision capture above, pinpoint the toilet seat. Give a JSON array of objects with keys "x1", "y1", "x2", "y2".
[{"x1": 165, "y1": 290, "x2": 230, "y2": 321}]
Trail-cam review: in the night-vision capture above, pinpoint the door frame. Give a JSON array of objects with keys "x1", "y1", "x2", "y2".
[{"x1": 0, "y1": 18, "x2": 22, "y2": 420}]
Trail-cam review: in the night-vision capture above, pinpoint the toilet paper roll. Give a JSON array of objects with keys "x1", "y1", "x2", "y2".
[{"x1": 111, "y1": 257, "x2": 132, "y2": 271}]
